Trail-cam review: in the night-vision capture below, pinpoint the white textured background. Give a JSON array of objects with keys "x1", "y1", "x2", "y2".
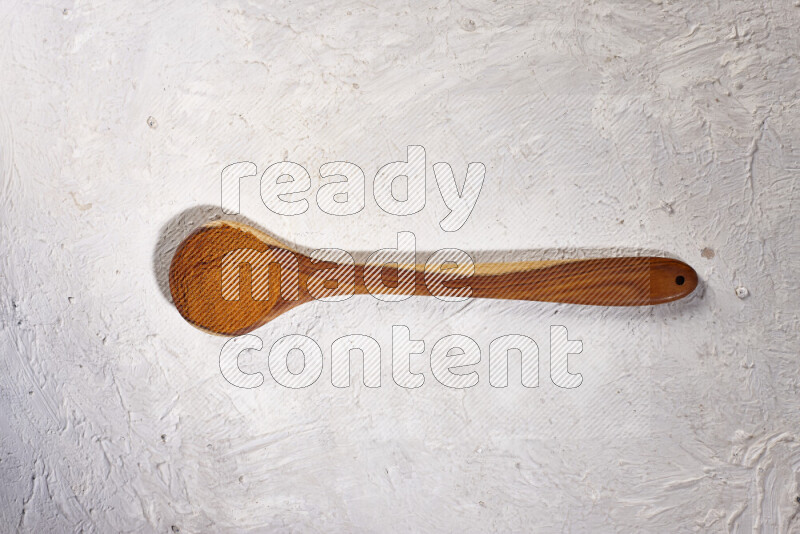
[{"x1": 1, "y1": 1, "x2": 799, "y2": 532}]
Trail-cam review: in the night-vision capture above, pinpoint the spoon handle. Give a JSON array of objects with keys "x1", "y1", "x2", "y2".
[{"x1": 354, "y1": 257, "x2": 696, "y2": 306}]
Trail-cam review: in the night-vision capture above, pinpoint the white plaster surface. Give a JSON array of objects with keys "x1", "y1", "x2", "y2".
[{"x1": 1, "y1": 1, "x2": 798, "y2": 532}]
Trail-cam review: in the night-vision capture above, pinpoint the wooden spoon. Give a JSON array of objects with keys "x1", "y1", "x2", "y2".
[{"x1": 169, "y1": 220, "x2": 698, "y2": 336}]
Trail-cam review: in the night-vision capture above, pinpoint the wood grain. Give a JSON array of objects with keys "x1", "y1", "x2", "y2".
[{"x1": 169, "y1": 221, "x2": 698, "y2": 335}]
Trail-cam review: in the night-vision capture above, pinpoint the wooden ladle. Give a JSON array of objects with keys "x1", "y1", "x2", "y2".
[{"x1": 169, "y1": 220, "x2": 698, "y2": 336}]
